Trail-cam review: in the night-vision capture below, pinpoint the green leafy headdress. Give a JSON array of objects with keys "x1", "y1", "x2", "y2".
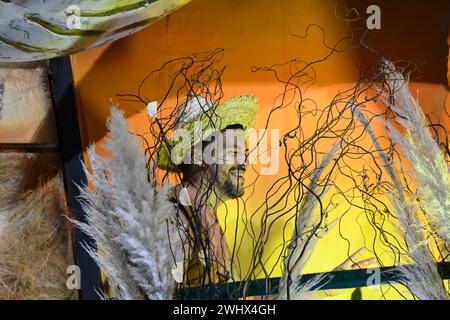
[{"x1": 156, "y1": 94, "x2": 258, "y2": 171}]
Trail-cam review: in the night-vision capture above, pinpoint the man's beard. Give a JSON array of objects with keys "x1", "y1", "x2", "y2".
[{"x1": 222, "y1": 165, "x2": 245, "y2": 198}]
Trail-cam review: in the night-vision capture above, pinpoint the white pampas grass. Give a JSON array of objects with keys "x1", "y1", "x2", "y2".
[
  {"x1": 389, "y1": 198, "x2": 448, "y2": 300},
  {"x1": 284, "y1": 273, "x2": 328, "y2": 300},
  {"x1": 352, "y1": 63, "x2": 449, "y2": 299},
  {"x1": 380, "y1": 61, "x2": 450, "y2": 244},
  {"x1": 75, "y1": 107, "x2": 181, "y2": 300},
  {"x1": 278, "y1": 144, "x2": 339, "y2": 300}
]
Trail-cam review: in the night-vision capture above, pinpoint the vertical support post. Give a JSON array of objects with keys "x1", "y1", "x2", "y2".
[{"x1": 49, "y1": 56, "x2": 103, "y2": 300}]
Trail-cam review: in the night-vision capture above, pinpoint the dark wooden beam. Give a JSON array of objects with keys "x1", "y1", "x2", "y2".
[{"x1": 48, "y1": 56, "x2": 103, "y2": 300}]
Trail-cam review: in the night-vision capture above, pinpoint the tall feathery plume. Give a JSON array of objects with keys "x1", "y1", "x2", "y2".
[
  {"x1": 389, "y1": 198, "x2": 448, "y2": 299},
  {"x1": 277, "y1": 143, "x2": 339, "y2": 300},
  {"x1": 352, "y1": 80, "x2": 449, "y2": 300},
  {"x1": 380, "y1": 61, "x2": 450, "y2": 244},
  {"x1": 75, "y1": 108, "x2": 181, "y2": 300}
]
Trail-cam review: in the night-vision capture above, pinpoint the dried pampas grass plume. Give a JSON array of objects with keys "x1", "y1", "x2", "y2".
[
  {"x1": 76, "y1": 107, "x2": 181, "y2": 300},
  {"x1": 278, "y1": 143, "x2": 339, "y2": 300},
  {"x1": 381, "y1": 61, "x2": 450, "y2": 244},
  {"x1": 0, "y1": 154, "x2": 73, "y2": 300},
  {"x1": 389, "y1": 198, "x2": 448, "y2": 300},
  {"x1": 352, "y1": 61, "x2": 449, "y2": 299}
]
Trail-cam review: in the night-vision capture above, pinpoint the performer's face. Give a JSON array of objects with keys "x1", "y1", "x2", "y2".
[{"x1": 208, "y1": 128, "x2": 248, "y2": 199}]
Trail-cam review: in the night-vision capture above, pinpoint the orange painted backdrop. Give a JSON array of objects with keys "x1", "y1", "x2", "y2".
[{"x1": 71, "y1": 0, "x2": 449, "y2": 299}]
